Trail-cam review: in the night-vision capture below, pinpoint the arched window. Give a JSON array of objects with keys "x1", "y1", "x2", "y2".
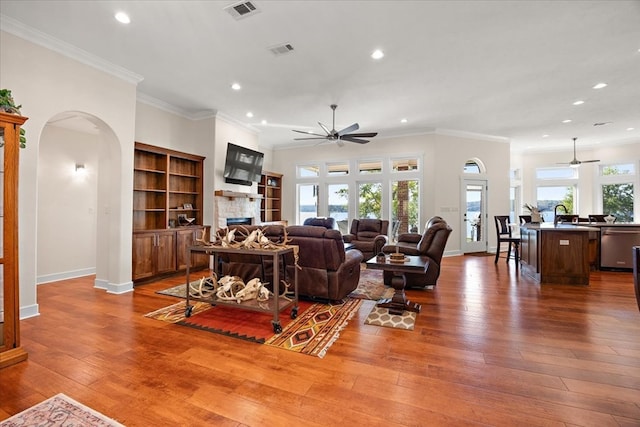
[{"x1": 464, "y1": 158, "x2": 486, "y2": 174}]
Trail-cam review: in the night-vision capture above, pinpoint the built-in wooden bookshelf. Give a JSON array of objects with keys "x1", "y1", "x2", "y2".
[
  {"x1": 132, "y1": 142, "x2": 208, "y2": 282},
  {"x1": 258, "y1": 171, "x2": 283, "y2": 223}
]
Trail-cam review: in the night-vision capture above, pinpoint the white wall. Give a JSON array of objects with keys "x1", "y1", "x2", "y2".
[
  {"x1": 36, "y1": 125, "x2": 99, "y2": 282},
  {"x1": 1, "y1": 30, "x2": 138, "y2": 316}
]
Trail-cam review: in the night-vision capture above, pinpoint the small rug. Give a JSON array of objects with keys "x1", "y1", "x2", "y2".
[
  {"x1": 364, "y1": 305, "x2": 417, "y2": 330},
  {"x1": 265, "y1": 298, "x2": 362, "y2": 358},
  {"x1": 0, "y1": 393, "x2": 124, "y2": 427},
  {"x1": 157, "y1": 268, "x2": 394, "y2": 301}
]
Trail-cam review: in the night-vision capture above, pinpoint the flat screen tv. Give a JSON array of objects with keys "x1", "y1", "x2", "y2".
[{"x1": 223, "y1": 143, "x2": 264, "y2": 186}]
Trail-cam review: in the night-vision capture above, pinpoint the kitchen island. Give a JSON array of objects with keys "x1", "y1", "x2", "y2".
[{"x1": 520, "y1": 223, "x2": 600, "y2": 285}]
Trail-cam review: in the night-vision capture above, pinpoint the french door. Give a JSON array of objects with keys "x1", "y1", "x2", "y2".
[{"x1": 461, "y1": 179, "x2": 488, "y2": 253}]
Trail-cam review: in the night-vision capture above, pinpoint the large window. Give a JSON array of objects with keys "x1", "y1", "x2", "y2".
[
  {"x1": 298, "y1": 183, "x2": 318, "y2": 223},
  {"x1": 328, "y1": 183, "x2": 349, "y2": 234},
  {"x1": 358, "y1": 182, "x2": 382, "y2": 219},
  {"x1": 599, "y1": 163, "x2": 635, "y2": 222},
  {"x1": 537, "y1": 185, "x2": 575, "y2": 222},
  {"x1": 391, "y1": 179, "x2": 419, "y2": 239}
]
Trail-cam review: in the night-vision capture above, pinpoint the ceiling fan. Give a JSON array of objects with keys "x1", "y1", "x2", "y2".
[
  {"x1": 292, "y1": 104, "x2": 378, "y2": 146},
  {"x1": 557, "y1": 137, "x2": 600, "y2": 168}
]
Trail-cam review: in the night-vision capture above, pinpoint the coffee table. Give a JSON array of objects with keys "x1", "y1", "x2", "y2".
[{"x1": 365, "y1": 254, "x2": 428, "y2": 315}]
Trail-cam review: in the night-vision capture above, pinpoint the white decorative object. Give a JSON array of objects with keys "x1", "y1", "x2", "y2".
[{"x1": 604, "y1": 214, "x2": 615, "y2": 224}]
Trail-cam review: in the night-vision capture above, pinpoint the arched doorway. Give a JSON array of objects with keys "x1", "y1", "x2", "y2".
[{"x1": 36, "y1": 111, "x2": 126, "y2": 292}]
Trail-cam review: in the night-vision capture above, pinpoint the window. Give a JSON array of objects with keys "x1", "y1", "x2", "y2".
[
  {"x1": 391, "y1": 179, "x2": 419, "y2": 239},
  {"x1": 328, "y1": 183, "x2": 349, "y2": 234},
  {"x1": 297, "y1": 165, "x2": 319, "y2": 178},
  {"x1": 358, "y1": 181, "x2": 382, "y2": 219},
  {"x1": 391, "y1": 158, "x2": 418, "y2": 172},
  {"x1": 327, "y1": 162, "x2": 349, "y2": 176},
  {"x1": 599, "y1": 163, "x2": 635, "y2": 222},
  {"x1": 537, "y1": 185, "x2": 575, "y2": 222},
  {"x1": 536, "y1": 167, "x2": 577, "y2": 180},
  {"x1": 464, "y1": 160, "x2": 481, "y2": 174},
  {"x1": 358, "y1": 160, "x2": 382, "y2": 174},
  {"x1": 298, "y1": 183, "x2": 318, "y2": 223}
]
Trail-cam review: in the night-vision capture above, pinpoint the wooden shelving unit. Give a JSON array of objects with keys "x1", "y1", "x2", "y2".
[
  {"x1": 0, "y1": 112, "x2": 29, "y2": 369},
  {"x1": 132, "y1": 142, "x2": 209, "y2": 282},
  {"x1": 258, "y1": 171, "x2": 283, "y2": 223}
]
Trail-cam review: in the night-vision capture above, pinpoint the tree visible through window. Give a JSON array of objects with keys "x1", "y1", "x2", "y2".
[{"x1": 601, "y1": 165, "x2": 634, "y2": 222}]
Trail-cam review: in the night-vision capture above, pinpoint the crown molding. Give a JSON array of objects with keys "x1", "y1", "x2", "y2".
[
  {"x1": 214, "y1": 111, "x2": 259, "y2": 134},
  {"x1": 434, "y1": 128, "x2": 510, "y2": 143},
  {"x1": 1, "y1": 14, "x2": 143, "y2": 85}
]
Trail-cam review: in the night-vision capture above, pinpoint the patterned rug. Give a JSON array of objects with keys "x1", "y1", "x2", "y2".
[
  {"x1": 157, "y1": 268, "x2": 393, "y2": 302},
  {"x1": 364, "y1": 305, "x2": 417, "y2": 330},
  {"x1": 144, "y1": 298, "x2": 361, "y2": 357},
  {"x1": 265, "y1": 298, "x2": 362, "y2": 358},
  {"x1": 0, "y1": 393, "x2": 124, "y2": 427}
]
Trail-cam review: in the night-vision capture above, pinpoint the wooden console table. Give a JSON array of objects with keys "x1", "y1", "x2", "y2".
[
  {"x1": 365, "y1": 255, "x2": 427, "y2": 315},
  {"x1": 185, "y1": 245, "x2": 298, "y2": 333}
]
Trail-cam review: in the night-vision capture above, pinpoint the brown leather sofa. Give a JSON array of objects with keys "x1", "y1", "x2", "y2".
[
  {"x1": 218, "y1": 224, "x2": 363, "y2": 302},
  {"x1": 381, "y1": 216, "x2": 452, "y2": 288},
  {"x1": 342, "y1": 218, "x2": 389, "y2": 260}
]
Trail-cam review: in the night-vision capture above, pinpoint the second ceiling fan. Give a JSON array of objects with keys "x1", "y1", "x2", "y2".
[
  {"x1": 557, "y1": 137, "x2": 600, "y2": 168},
  {"x1": 292, "y1": 104, "x2": 378, "y2": 146}
]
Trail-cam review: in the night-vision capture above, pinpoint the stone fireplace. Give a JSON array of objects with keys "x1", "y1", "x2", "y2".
[{"x1": 213, "y1": 190, "x2": 262, "y2": 232}]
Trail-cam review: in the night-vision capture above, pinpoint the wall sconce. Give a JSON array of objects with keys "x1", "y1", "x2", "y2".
[{"x1": 75, "y1": 163, "x2": 87, "y2": 175}]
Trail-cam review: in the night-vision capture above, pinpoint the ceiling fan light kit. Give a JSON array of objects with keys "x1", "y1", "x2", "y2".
[
  {"x1": 292, "y1": 104, "x2": 378, "y2": 146},
  {"x1": 557, "y1": 137, "x2": 600, "y2": 168}
]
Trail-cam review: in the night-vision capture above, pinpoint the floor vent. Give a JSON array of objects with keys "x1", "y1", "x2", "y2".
[
  {"x1": 224, "y1": 1, "x2": 260, "y2": 20},
  {"x1": 268, "y1": 43, "x2": 294, "y2": 56}
]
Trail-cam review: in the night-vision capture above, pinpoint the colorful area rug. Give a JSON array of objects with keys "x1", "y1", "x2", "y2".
[
  {"x1": 144, "y1": 298, "x2": 362, "y2": 357},
  {"x1": 157, "y1": 268, "x2": 393, "y2": 301},
  {"x1": 364, "y1": 305, "x2": 417, "y2": 330},
  {"x1": 265, "y1": 298, "x2": 362, "y2": 358},
  {"x1": 0, "y1": 393, "x2": 124, "y2": 427}
]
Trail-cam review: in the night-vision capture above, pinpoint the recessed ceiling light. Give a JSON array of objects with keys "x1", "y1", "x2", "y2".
[
  {"x1": 371, "y1": 49, "x2": 384, "y2": 60},
  {"x1": 246, "y1": 112, "x2": 253, "y2": 118},
  {"x1": 627, "y1": 127, "x2": 635, "y2": 131},
  {"x1": 593, "y1": 82, "x2": 607, "y2": 89},
  {"x1": 231, "y1": 83, "x2": 241, "y2": 90},
  {"x1": 115, "y1": 12, "x2": 130, "y2": 24},
  {"x1": 542, "y1": 134, "x2": 549, "y2": 138},
  {"x1": 573, "y1": 100, "x2": 584, "y2": 105},
  {"x1": 562, "y1": 119, "x2": 572, "y2": 123},
  {"x1": 400, "y1": 118, "x2": 407, "y2": 123},
  {"x1": 261, "y1": 120, "x2": 267, "y2": 125}
]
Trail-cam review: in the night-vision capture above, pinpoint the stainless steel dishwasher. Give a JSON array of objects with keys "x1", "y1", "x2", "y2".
[{"x1": 600, "y1": 226, "x2": 640, "y2": 270}]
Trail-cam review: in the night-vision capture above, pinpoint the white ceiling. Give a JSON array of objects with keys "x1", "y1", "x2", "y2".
[{"x1": 1, "y1": 0, "x2": 639, "y2": 153}]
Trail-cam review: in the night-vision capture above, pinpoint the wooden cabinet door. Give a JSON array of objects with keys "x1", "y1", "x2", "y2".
[
  {"x1": 132, "y1": 232, "x2": 156, "y2": 281},
  {"x1": 176, "y1": 227, "x2": 210, "y2": 270},
  {"x1": 155, "y1": 231, "x2": 176, "y2": 275}
]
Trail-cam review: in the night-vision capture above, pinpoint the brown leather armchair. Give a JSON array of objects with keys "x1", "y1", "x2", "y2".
[
  {"x1": 303, "y1": 217, "x2": 337, "y2": 229},
  {"x1": 381, "y1": 216, "x2": 452, "y2": 288},
  {"x1": 342, "y1": 218, "x2": 389, "y2": 260}
]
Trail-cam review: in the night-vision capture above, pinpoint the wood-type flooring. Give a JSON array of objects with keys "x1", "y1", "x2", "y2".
[{"x1": 1, "y1": 255, "x2": 639, "y2": 426}]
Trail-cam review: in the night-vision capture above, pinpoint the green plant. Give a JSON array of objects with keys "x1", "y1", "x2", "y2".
[{"x1": 0, "y1": 89, "x2": 26, "y2": 148}]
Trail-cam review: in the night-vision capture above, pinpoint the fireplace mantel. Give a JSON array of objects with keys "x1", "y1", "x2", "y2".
[{"x1": 214, "y1": 190, "x2": 263, "y2": 200}]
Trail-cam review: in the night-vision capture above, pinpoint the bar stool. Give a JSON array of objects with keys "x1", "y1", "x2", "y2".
[{"x1": 494, "y1": 215, "x2": 520, "y2": 264}]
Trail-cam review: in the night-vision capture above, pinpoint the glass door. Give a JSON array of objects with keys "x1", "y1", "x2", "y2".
[{"x1": 462, "y1": 179, "x2": 487, "y2": 253}]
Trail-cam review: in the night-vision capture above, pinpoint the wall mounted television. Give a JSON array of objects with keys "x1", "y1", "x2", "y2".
[{"x1": 223, "y1": 142, "x2": 264, "y2": 186}]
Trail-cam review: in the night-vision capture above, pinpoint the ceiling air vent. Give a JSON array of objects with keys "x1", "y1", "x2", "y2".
[
  {"x1": 268, "y1": 43, "x2": 294, "y2": 56},
  {"x1": 224, "y1": 1, "x2": 260, "y2": 20}
]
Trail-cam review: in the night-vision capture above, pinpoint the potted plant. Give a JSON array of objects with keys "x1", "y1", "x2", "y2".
[
  {"x1": 523, "y1": 203, "x2": 542, "y2": 223},
  {"x1": 0, "y1": 89, "x2": 26, "y2": 148}
]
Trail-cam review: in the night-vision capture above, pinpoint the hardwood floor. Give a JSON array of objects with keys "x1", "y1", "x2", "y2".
[{"x1": 1, "y1": 256, "x2": 639, "y2": 426}]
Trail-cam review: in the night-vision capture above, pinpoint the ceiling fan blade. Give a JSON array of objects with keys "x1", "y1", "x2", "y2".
[
  {"x1": 292, "y1": 129, "x2": 326, "y2": 137},
  {"x1": 294, "y1": 136, "x2": 330, "y2": 141},
  {"x1": 318, "y1": 121, "x2": 331, "y2": 135},
  {"x1": 337, "y1": 123, "x2": 359, "y2": 136},
  {"x1": 581, "y1": 159, "x2": 600, "y2": 163},
  {"x1": 345, "y1": 132, "x2": 378, "y2": 138},
  {"x1": 340, "y1": 136, "x2": 370, "y2": 144}
]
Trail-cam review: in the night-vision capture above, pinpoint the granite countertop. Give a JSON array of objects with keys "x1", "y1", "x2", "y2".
[{"x1": 520, "y1": 223, "x2": 600, "y2": 232}]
